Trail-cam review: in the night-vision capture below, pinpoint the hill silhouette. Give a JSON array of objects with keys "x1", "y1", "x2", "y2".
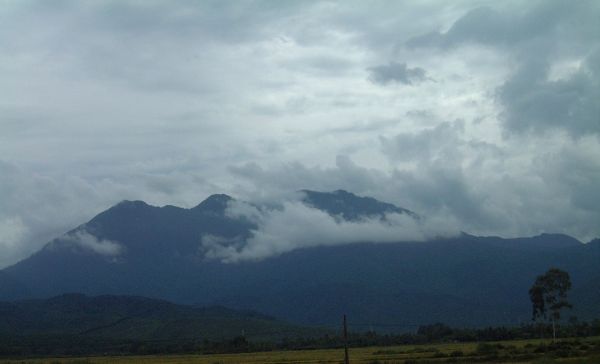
[{"x1": 1, "y1": 190, "x2": 598, "y2": 329}]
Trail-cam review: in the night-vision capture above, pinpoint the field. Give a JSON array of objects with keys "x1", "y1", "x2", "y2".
[{"x1": 2, "y1": 337, "x2": 600, "y2": 364}]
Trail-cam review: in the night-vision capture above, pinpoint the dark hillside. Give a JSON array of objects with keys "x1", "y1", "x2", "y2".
[
  {"x1": 1, "y1": 191, "x2": 598, "y2": 329},
  {"x1": 0, "y1": 294, "x2": 317, "y2": 341}
]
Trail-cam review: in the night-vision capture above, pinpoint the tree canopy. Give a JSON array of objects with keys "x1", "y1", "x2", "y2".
[{"x1": 529, "y1": 267, "x2": 572, "y2": 340}]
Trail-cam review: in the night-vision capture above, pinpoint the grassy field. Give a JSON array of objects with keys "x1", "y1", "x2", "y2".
[{"x1": 2, "y1": 337, "x2": 599, "y2": 363}]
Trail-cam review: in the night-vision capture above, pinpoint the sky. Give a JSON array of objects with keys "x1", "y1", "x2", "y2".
[{"x1": 1, "y1": 0, "x2": 599, "y2": 267}]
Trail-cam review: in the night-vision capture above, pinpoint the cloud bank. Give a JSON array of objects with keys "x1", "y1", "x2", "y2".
[
  {"x1": 201, "y1": 199, "x2": 460, "y2": 262},
  {"x1": 407, "y1": 1, "x2": 600, "y2": 137},
  {"x1": 62, "y1": 230, "x2": 123, "y2": 257}
]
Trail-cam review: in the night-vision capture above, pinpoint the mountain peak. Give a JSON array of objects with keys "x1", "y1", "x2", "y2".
[
  {"x1": 332, "y1": 189, "x2": 353, "y2": 195},
  {"x1": 193, "y1": 194, "x2": 233, "y2": 212},
  {"x1": 101, "y1": 199, "x2": 156, "y2": 217},
  {"x1": 300, "y1": 189, "x2": 417, "y2": 221},
  {"x1": 531, "y1": 233, "x2": 582, "y2": 247},
  {"x1": 2, "y1": 188, "x2": 599, "y2": 329},
  {"x1": 115, "y1": 200, "x2": 151, "y2": 209}
]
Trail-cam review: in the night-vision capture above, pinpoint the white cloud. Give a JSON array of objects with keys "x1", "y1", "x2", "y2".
[
  {"x1": 0, "y1": 217, "x2": 27, "y2": 249},
  {"x1": 0, "y1": 217, "x2": 28, "y2": 267},
  {"x1": 63, "y1": 230, "x2": 123, "y2": 257},
  {"x1": 201, "y1": 199, "x2": 460, "y2": 262},
  {"x1": 0, "y1": 159, "x2": 219, "y2": 268}
]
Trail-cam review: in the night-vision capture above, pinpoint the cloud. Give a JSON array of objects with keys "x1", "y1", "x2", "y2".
[
  {"x1": 379, "y1": 121, "x2": 600, "y2": 240},
  {"x1": 497, "y1": 50, "x2": 600, "y2": 136},
  {"x1": 406, "y1": 2, "x2": 589, "y2": 49},
  {"x1": 0, "y1": 160, "x2": 101, "y2": 268},
  {"x1": 406, "y1": 1, "x2": 600, "y2": 136},
  {"x1": 368, "y1": 62, "x2": 428, "y2": 85},
  {"x1": 0, "y1": 217, "x2": 28, "y2": 251},
  {"x1": 380, "y1": 121, "x2": 467, "y2": 162},
  {"x1": 201, "y1": 199, "x2": 460, "y2": 262},
  {"x1": 229, "y1": 156, "x2": 388, "y2": 204},
  {"x1": 229, "y1": 120, "x2": 600, "y2": 243},
  {"x1": 0, "y1": 158, "x2": 220, "y2": 268},
  {"x1": 0, "y1": 1, "x2": 599, "y2": 268},
  {"x1": 62, "y1": 230, "x2": 123, "y2": 257}
]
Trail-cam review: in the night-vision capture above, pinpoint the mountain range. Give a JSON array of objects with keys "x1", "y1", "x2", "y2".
[
  {"x1": 1, "y1": 190, "x2": 598, "y2": 330},
  {"x1": 0, "y1": 293, "x2": 315, "y2": 341}
]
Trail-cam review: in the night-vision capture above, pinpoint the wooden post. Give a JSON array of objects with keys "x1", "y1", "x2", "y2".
[{"x1": 343, "y1": 314, "x2": 349, "y2": 364}]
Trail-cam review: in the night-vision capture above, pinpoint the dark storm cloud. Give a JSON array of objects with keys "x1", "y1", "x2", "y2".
[
  {"x1": 407, "y1": 1, "x2": 593, "y2": 49},
  {"x1": 382, "y1": 122, "x2": 600, "y2": 240},
  {"x1": 368, "y1": 62, "x2": 428, "y2": 85},
  {"x1": 389, "y1": 167, "x2": 492, "y2": 228},
  {"x1": 379, "y1": 121, "x2": 504, "y2": 228},
  {"x1": 498, "y1": 51, "x2": 600, "y2": 136},
  {"x1": 501, "y1": 59, "x2": 599, "y2": 138},
  {"x1": 377, "y1": 119, "x2": 599, "y2": 238},
  {"x1": 407, "y1": 0, "x2": 600, "y2": 136}
]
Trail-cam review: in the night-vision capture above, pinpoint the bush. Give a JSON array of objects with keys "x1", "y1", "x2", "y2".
[
  {"x1": 476, "y1": 342, "x2": 499, "y2": 355},
  {"x1": 531, "y1": 358, "x2": 558, "y2": 364},
  {"x1": 449, "y1": 350, "x2": 464, "y2": 357}
]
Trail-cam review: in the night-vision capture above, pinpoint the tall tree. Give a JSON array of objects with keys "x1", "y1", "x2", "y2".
[{"x1": 529, "y1": 268, "x2": 572, "y2": 341}]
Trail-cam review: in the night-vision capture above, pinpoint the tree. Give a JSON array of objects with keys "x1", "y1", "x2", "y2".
[{"x1": 529, "y1": 268, "x2": 572, "y2": 341}]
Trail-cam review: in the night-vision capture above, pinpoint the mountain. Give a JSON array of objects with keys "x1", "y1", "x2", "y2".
[
  {"x1": 0, "y1": 293, "x2": 316, "y2": 341},
  {"x1": 301, "y1": 189, "x2": 418, "y2": 220},
  {"x1": 1, "y1": 190, "x2": 599, "y2": 330}
]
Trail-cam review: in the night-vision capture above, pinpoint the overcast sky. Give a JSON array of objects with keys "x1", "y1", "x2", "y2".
[{"x1": 1, "y1": 0, "x2": 599, "y2": 267}]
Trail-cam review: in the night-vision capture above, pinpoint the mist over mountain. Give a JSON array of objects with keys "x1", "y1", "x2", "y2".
[
  {"x1": 1, "y1": 190, "x2": 598, "y2": 330},
  {"x1": 0, "y1": 2, "x2": 598, "y2": 353}
]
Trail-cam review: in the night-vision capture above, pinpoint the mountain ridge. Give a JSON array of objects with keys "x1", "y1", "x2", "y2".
[
  {"x1": 1, "y1": 190, "x2": 598, "y2": 329},
  {"x1": 0, "y1": 293, "x2": 317, "y2": 340}
]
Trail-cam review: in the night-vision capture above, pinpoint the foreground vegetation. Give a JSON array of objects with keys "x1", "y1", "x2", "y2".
[
  {"x1": 1, "y1": 336, "x2": 600, "y2": 364},
  {"x1": 3, "y1": 320, "x2": 600, "y2": 358},
  {"x1": 2, "y1": 320, "x2": 599, "y2": 363}
]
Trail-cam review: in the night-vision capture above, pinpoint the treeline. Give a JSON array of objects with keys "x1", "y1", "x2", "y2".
[
  {"x1": 281, "y1": 319, "x2": 600, "y2": 350},
  {"x1": 1, "y1": 319, "x2": 600, "y2": 357},
  {"x1": 341, "y1": 319, "x2": 600, "y2": 348}
]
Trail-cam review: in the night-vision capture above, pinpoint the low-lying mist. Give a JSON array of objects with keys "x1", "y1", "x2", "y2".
[{"x1": 201, "y1": 197, "x2": 460, "y2": 263}]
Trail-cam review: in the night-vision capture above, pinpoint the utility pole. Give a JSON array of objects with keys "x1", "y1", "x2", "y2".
[{"x1": 343, "y1": 314, "x2": 349, "y2": 364}]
